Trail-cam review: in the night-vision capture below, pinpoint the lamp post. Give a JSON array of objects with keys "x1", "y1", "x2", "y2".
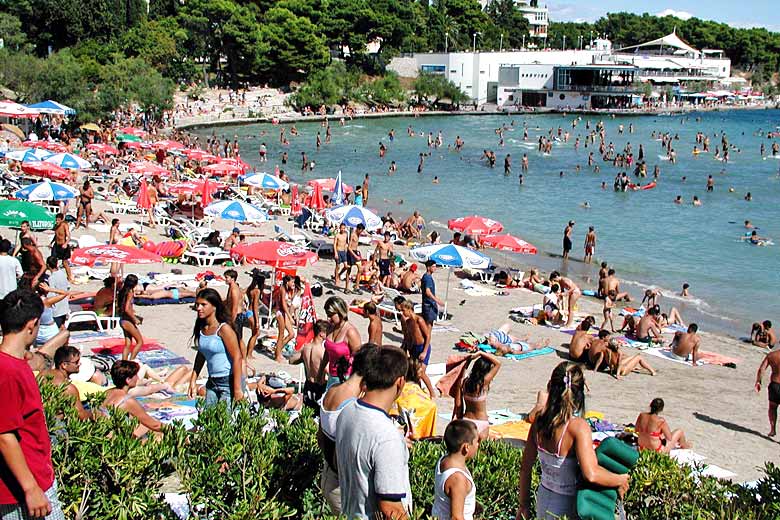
[
  {"x1": 445, "y1": 31, "x2": 449, "y2": 54},
  {"x1": 563, "y1": 35, "x2": 566, "y2": 51},
  {"x1": 472, "y1": 32, "x2": 479, "y2": 53},
  {"x1": 500, "y1": 33, "x2": 504, "y2": 52}
]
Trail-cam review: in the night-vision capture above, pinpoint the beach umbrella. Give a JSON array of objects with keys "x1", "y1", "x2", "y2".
[
  {"x1": 480, "y1": 234, "x2": 538, "y2": 254},
  {"x1": 79, "y1": 123, "x2": 101, "y2": 132},
  {"x1": 203, "y1": 162, "x2": 242, "y2": 177},
  {"x1": 200, "y1": 177, "x2": 213, "y2": 208},
  {"x1": 21, "y1": 140, "x2": 66, "y2": 153},
  {"x1": 0, "y1": 100, "x2": 39, "y2": 119},
  {"x1": 333, "y1": 170, "x2": 346, "y2": 205},
  {"x1": 182, "y1": 149, "x2": 216, "y2": 162},
  {"x1": 118, "y1": 127, "x2": 145, "y2": 137},
  {"x1": 14, "y1": 181, "x2": 78, "y2": 202},
  {"x1": 116, "y1": 133, "x2": 143, "y2": 143},
  {"x1": 291, "y1": 184, "x2": 301, "y2": 216},
  {"x1": 86, "y1": 143, "x2": 119, "y2": 155},
  {"x1": 219, "y1": 157, "x2": 251, "y2": 173},
  {"x1": 27, "y1": 100, "x2": 75, "y2": 115},
  {"x1": 168, "y1": 180, "x2": 226, "y2": 196},
  {"x1": 309, "y1": 183, "x2": 326, "y2": 212},
  {"x1": 70, "y1": 244, "x2": 161, "y2": 267},
  {"x1": 204, "y1": 200, "x2": 268, "y2": 223},
  {"x1": 410, "y1": 243, "x2": 491, "y2": 315},
  {"x1": 242, "y1": 172, "x2": 289, "y2": 190},
  {"x1": 307, "y1": 177, "x2": 354, "y2": 194},
  {"x1": 5, "y1": 148, "x2": 53, "y2": 162},
  {"x1": 128, "y1": 161, "x2": 168, "y2": 176},
  {"x1": 231, "y1": 240, "x2": 319, "y2": 325},
  {"x1": 448, "y1": 215, "x2": 504, "y2": 236},
  {"x1": 0, "y1": 200, "x2": 56, "y2": 230},
  {"x1": 325, "y1": 204, "x2": 382, "y2": 230},
  {"x1": 136, "y1": 178, "x2": 152, "y2": 231},
  {"x1": 21, "y1": 161, "x2": 70, "y2": 181},
  {"x1": 152, "y1": 139, "x2": 185, "y2": 150},
  {"x1": 1, "y1": 124, "x2": 25, "y2": 140},
  {"x1": 45, "y1": 152, "x2": 92, "y2": 170}
]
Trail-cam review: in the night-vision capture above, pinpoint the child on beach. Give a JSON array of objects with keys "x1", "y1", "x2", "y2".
[
  {"x1": 432, "y1": 420, "x2": 479, "y2": 520},
  {"x1": 601, "y1": 290, "x2": 616, "y2": 332}
]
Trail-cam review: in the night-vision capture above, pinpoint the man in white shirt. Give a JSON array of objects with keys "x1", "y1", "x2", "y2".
[
  {"x1": 0, "y1": 239, "x2": 22, "y2": 299},
  {"x1": 45, "y1": 256, "x2": 70, "y2": 328},
  {"x1": 336, "y1": 346, "x2": 411, "y2": 519}
]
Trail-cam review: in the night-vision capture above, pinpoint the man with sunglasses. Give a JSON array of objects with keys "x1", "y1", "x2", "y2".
[{"x1": 38, "y1": 346, "x2": 93, "y2": 421}]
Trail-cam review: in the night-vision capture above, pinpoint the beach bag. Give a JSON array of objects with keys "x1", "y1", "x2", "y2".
[
  {"x1": 457, "y1": 332, "x2": 483, "y2": 351},
  {"x1": 576, "y1": 437, "x2": 638, "y2": 520}
]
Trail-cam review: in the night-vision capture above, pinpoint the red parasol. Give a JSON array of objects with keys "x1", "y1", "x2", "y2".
[
  {"x1": 136, "y1": 178, "x2": 151, "y2": 210},
  {"x1": 86, "y1": 143, "x2": 119, "y2": 155},
  {"x1": 200, "y1": 177, "x2": 213, "y2": 207},
  {"x1": 151, "y1": 139, "x2": 185, "y2": 150},
  {"x1": 307, "y1": 177, "x2": 354, "y2": 193},
  {"x1": 70, "y1": 245, "x2": 161, "y2": 267},
  {"x1": 128, "y1": 161, "x2": 168, "y2": 177},
  {"x1": 231, "y1": 240, "x2": 318, "y2": 268},
  {"x1": 21, "y1": 161, "x2": 71, "y2": 181},
  {"x1": 291, "y1": 184, "x2": 301, "y2": 216},
  {"x1": 218, "y1": 157, "x2": 251, "y2": 173},
  {"x1": 480, "y1": 234, "x2": 538, "y2": 254},
  {"x1": 168, "y1": 180, "x2": 226, "y2": 196},
  {"x1": 203, "y1": 162, "x2": 242, "y2": 177},
  {"x1": 448, "y1": 215, "x2": 504, "y2": 236},
  {"x1": 309, "y1": 183, "x2": 326, "y2": 212},
  {"x1": 21, "y1": 140, "x2": 67, "y2": 152}
]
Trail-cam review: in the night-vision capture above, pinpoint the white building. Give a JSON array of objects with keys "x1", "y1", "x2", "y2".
[{"x1": 480, "y1": 0, "x2": 549, "y2": 41}]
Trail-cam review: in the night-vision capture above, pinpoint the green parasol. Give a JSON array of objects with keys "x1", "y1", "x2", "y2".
[
  {"x1": 0, "y1": 200, "x2": 56, "y2": 230},
  {"x1": 116, "y1": 133, "x2": 143, "y2": 142}
]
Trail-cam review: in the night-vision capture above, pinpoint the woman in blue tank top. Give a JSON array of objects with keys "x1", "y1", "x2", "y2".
[{"x1": 188, "y1": 288, "x2": 244, "y2": 407}]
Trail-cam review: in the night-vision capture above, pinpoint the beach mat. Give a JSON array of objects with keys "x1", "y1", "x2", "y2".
[
  {"x1": 139, "y1": 394, "x2": 198, "y2": 430},
  {"x1": 91, "y1": 340, "x2": 163, "y2": 356},
  {"x1": 69, "y1": 330, "x2": 120, "y2": 344},
  {"x1": 478, "y1": 344, "x2": 556, "y2": 361},
  {"x1": 642, "y1": 347, "x2": 706, "y2": 366},
  {"x1": 489, "y1": 420, "x2": 532, "y2": 441},
  {"x1": 135, "y1": 348, "x2": 190, "y2": 369}
]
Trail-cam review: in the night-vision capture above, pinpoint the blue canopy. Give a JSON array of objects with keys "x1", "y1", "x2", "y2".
[{"x1": 26, "y1": 100, "x2": 76, "y2": 115}]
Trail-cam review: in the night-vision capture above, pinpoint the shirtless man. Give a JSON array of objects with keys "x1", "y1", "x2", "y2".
[
  {"x1": 549, "y1": 271, "x2": 581, "y2": 327},
  {"x1": 93, "y1": 277, "x2": 115, "y2": 316},
  {"x1": 636, "y1": 306, "x2": 664, "y2": 344},
  {"x1": 37, "y1": 346, "x2": 92, "y2": 420},
  {"x1": 755, "y1": 348, "x2": 780, "y2": 437},
  {"x1": 400, "y1": 300, "x2": 431, "y2": 365},
  {"x1": 569, "y1": 321, "x2": 593, "y2": 363},
  {"x1": 223, "y1": 269, "x2": 243, "y2": 337},
  {"x1": 400, "y1": 263, "x2": 420, "y2": 293},
  {"x1": 52, "y1": 213, "x2": 75, "y2": 283},
  {"x1": 289, "y1": 319, "x2": 328, "y2": 410},
  {"x1": 670, "y1": 323, "x2": 701, "y2": 366},
  {"x1": 20, "y1": 237, "x2": 45, "y2": 285},
  {"x1": 374, "y1": 231, "x2": 394, "y2": 287},
  {"x1": 583, "y1": 226, "x2": 596, "y2": 264},
  {"x1": 333, "y1": 223, "x2": 348, "y2": 290},
  {"x1": 363, "y1": 302, "x2": 383, "y2": 345},
  {"x1": 752, "y1": 320, "x2": 776, "y2": 349},
  {"x1": 223, "y1": 227, "x2": 241, "y2": 251},
  {"x1": 588, "y1": 330, "x2": 611, "y2": 371},
  {"x1": 605, "y1": 269, "x2": 631, "y2": 301},
  {"x1": 343, "y1": 223, "x2": 364, "y2": 293}
]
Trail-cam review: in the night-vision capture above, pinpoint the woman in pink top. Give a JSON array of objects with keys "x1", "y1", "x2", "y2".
[{"x1": 318, "y1": 296, "x2": 362, "y2": 388}]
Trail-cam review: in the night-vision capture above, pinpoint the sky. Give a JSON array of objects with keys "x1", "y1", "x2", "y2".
[{"x1": 548, "y1": 1, "x2": 780, "y2": 32}]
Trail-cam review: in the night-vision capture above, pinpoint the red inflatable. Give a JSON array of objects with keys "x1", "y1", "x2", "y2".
[
  {"x1": 628, "y1": 181, "x2": 657, "y2": 191},
  {"x1": 153, "y1": 240, "x2": 187, "y2": 259}
]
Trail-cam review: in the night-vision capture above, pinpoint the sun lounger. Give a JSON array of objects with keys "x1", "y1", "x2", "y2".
[
  {"x1": 182, "y1": 246, "x2": 232, "y2": 267},
  {"x1": 274, "y1": 224, "x2": 308, "y2": 247},
  {"x1": 108, "y1": 197, "x2": 141, "y2": 214},
  {"x1": 376, "y1": 287, "x2": 422, "y2": 326},
  {"x1": 66, "y1": 311, "x2": 120, "y2": 332}
]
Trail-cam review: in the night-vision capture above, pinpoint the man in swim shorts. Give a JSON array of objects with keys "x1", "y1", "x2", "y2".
[
  {"x1": 374, "y1": 231, "x2": 394, "y2": 287},
  {"x1": 636, "y1": 306, "x2": 664, "y2": 344},
  {"x1": 755, "y1": 348, "x2": 780, "y2": 437},
  {"x1": 670, "y1": 323, "x2": 701, "y2": 366},
  {"x1": 562, "y1": 220, "x2": 574, "y2": 259},
  {"x1": 401, "y1": 300, "x2": 431, "y2": 365}
]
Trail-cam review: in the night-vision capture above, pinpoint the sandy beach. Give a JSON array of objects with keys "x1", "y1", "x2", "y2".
[{"x1": 57, "y1": 196, "x2": 778, "y2": 483}]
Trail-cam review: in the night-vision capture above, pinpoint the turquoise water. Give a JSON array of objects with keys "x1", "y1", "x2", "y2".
[{"x1": 193, "y1": 109, "x2": 780, "y2": 337}]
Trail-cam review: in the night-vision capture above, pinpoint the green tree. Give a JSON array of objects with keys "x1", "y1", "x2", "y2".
[
  {"x1": 483, "y1": 0, "x2": 530, "y2": 50},
  {"x1": 0, "y1": 13, "x2": 33, "y2": 53},
  {"x1": 413, "y1": 71, "x2": 468, "y2": 107},
  {"x1": 260, "y1": 7, "x2": 329, "y2": 85}
]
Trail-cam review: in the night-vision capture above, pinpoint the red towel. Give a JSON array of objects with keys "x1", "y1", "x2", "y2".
[
  {"x1": 92, "y1": 338, "x2": 162, "y2": 355},
  {"x1": 435, "y1": 354, "x2": 471, "y2": 398}
]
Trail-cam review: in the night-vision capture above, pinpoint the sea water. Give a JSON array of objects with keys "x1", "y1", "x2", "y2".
[{"x1": 193, "y1": 109, "x2": 780, "y2": 337}]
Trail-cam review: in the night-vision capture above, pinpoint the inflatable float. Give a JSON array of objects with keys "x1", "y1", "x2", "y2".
[{"x1": 627, "y1": 181, "x2": 656, "y2": 191}]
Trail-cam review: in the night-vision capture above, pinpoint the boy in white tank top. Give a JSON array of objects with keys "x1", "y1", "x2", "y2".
[{"x1": 432, "y1": 420, "x2": 480, "y2": 520}]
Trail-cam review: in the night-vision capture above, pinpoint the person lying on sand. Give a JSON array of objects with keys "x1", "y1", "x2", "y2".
[
  {"x1": 256, "y1": 375, "x2": 302, "y2": 411},
  {"x1": 485, "y1": 324, "x2": 549, "y2": 356},
  {"x1": 606, "y1": 337, "x2": 656, "y2": 379}
]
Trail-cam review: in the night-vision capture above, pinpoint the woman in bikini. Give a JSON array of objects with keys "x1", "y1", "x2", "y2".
[
  {"x1": 244, "y1": 270, "x2": 266, "y2": 359},
  {"x1": 118, "y1": 274, "x2": 145, "y2": 360},
  {"x1": 76, "y1": 180, "x2": 94, "y2": 228},
  {"x1": 453, "y1": 350, "x2": 502, "y2": 439},
  {"x1": 273, "y1": 275, "x2": 297, "y2": 363},
  {"x1": 635, "y1": 398, "x2": 691, "y2": 453},
  {"x1": 102, "y1": 360, "x2": 164, "y2": 438}
]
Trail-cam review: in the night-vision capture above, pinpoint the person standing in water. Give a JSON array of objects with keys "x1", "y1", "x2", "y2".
[
  {"x1": 562, "y1": 221, "x2": 574, "y2": 259},
  {"x1": 584, "y1": 226, "x2": 596, "y2": 264}
]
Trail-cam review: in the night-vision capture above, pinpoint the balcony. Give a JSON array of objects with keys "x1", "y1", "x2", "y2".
[{"x1": 558, "y1": 84, "x2": 641, "y2": 94}]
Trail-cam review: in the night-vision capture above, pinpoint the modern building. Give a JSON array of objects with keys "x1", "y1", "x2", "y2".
[{"x1": 388, "y1": 32, "x2": 733, "y2": 108}]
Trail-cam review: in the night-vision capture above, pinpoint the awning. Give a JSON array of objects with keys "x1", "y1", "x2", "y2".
[{"x1": 27, "y1": 100, "x2": 76, "y2": 115}]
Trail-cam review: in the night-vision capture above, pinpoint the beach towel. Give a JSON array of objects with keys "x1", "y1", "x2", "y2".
[
  {"x1": 692, "y1": 350, "x2": 739, "y2": 366},
  {"x1": 435, "y1": 354, "x2": 471, "y2": 398},
  {"x1": 642, "y1": 347, "x2": 706, "y2": 366},
  {"x1": 478, "y1": 344, "x2": 556, "y2": 361},
  {"x1": 509, "y1": 304, "x2": 541, "y2": 317},
  {"x1": 135, "y1": 348, "x2": 190, "y2": 369},
  {"x1": 139, "y1": 394, "x2": 199, "y2": 430},
  {"x1": 489, "y1": 420, "x2": 532, "y2": 441},
  {"x1": 135, "y1": 296, "x2": 196, "y2": 306},
  {"x1": 390, "y1": 382, "x2": 437, "y2": 439},
  {"x1": 68, "y1": 330, "x2": 118, "y2": 344},
  {"x1": 92, "y1": 339, "x2": 163, "y2": 356},
  {"x1": 487, "y1": 408, "x2": 527, "y2": 425}
]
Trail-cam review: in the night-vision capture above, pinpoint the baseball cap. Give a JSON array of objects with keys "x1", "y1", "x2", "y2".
[{"x1": 232, "y1": 227, "x2": 240, "y2": 233}]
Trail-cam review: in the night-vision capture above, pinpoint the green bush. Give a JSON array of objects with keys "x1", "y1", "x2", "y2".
[{"x1": 39, "y1": 381, "x2": 780, "y2": 520}]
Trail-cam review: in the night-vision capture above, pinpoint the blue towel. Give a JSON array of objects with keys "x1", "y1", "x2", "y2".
[{"x1": 478, "y1": 344, "x2": 556, "y2": 360}]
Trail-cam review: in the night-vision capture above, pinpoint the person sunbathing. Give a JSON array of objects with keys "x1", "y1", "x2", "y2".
[
  {"x1": 94, "y1": 276, "x2": 116, "y2": 316},
  {"x1": 134, "y1": 286, "x2": 198, "y2": 301},
  {"x1": 102, "y1": 360, "x2": 164, "y2": 438},
  {"x1": 670, "y1": 324, "x2": 701, "y2": 366},
  {"x1": 605, "y1": 337, "x2": 656, "y2": 379},
  {"x1": 635, "y1": 306, "x2": 664, "y2": 344},
  {"x1": 399, "y1": 264, "x2": 420, "y2": 293},
  {"x1": 522, "y1": 268, "x2": 544, "y2": 290},
  {"x1": 255, "y1": 375, "x2": 302, "y2": 411},
  {"x1": 486, "y1": 325, "x2": 549, "y2": 356},
  {"x1": 635, "y1": 398, "x2": 691, "y2": 453},
  {"x1": 658, "y1": 307, "x2": 685, "y2": 328},
  {"x1": 568, "y1": 321, "x2": 594, "y2": 363}
]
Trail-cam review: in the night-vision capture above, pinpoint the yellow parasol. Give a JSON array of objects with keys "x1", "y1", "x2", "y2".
[
  {"x1": 80, "y1": 123, "x2": 101, "y2": 132},
  {"x1": 1, "y1": 124, "x2": 25, "y2": 140}
]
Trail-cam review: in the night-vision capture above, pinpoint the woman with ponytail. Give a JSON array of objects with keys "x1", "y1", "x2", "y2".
[{"x1": 516, "y1": 362, "x2": 629, "y2": 519}]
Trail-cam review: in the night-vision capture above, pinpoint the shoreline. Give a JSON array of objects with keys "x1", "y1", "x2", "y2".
[{"x1": 174, "y1": 102, "x2": 779, "y2": 132}]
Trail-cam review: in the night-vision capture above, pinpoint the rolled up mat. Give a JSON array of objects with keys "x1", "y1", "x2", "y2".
[{"x1": 576, "y1": 438, "x2": 638, "y2": 520}]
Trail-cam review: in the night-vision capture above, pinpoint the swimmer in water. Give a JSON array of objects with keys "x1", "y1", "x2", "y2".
[
  {"x1": 680, "y1": 283, "x2": 690, "y2": 297},
  {"x1": 432, "y1": 176, "x2": 439, "y2": 184},
  {"x1": 692, "y1": 196, "x2": 702, "y2": 206},
  {"x1": 581, "y1": 202, "x2": 591, "y2": 209}
]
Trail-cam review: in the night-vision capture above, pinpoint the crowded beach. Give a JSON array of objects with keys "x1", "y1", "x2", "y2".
[{"x1": 0, "y1": 100, "x2": 779, "y2": 520}]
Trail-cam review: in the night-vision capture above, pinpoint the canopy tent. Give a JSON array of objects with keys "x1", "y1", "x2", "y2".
[
  {"x1": 0, "y1": 100, "x2": 39, "y2": 119},
  {"x1": 26, "y1": 100, "x2": 76, "y2": 115},
  {"x1": 616, "y1": 30, "x2": 700, "y2": 57}
]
